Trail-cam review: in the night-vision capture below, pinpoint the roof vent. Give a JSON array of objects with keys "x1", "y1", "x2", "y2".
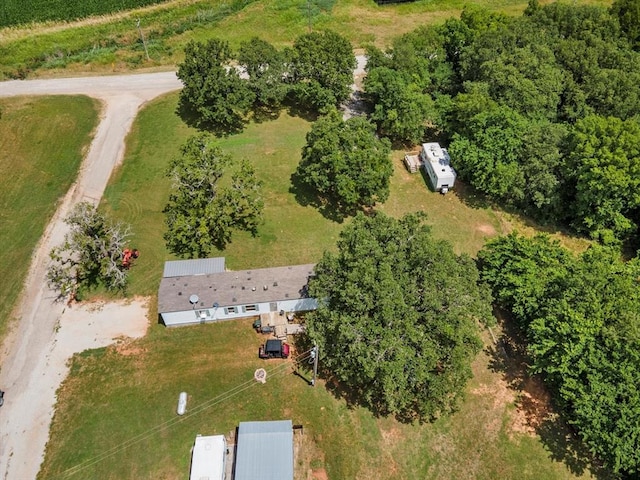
[
  {"x1": 273, "y1": 281, "x2": 278, "y2": 287},
  {"x1": 263, "y1": 284, "x2": 268, "y2": 291},
  {"x1": 189, "y1": 294, "x2": 199, "y2": 304},
  {"x1": 252, "y1": 286, "x2": 256, "y2": 291}
]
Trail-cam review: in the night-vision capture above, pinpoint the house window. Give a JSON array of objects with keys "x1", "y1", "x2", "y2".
[
  {"x1": 195, "y1": 309, "x2": 212, "y2": 321},
  {"x1": 225, "y1": 306, "x2": 237, "y2": 314},
  {"x1": 243, "y1": 304, "x2": 258, "y2": 313}
]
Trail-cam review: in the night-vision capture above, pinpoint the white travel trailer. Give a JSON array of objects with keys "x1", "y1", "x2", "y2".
[
  {"x1": 189, "y1": 434, "x2": 227, "y2": 480},
  {"x1": 420, "y1": 142, "x2": 456, "y2": 194}
]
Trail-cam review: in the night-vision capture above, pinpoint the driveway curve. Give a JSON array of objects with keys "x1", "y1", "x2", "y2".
[
  {"x1": 0, "y1": 71, "x2": 181, "y2": 480},
  {"x1": 0, "y1": 57, "x2": 367, "y2": 479}
]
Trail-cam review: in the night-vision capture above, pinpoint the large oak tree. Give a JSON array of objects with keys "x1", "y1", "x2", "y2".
[
  {"x1": 177, "y1": 39, "x2": 255, "y2": 134},
  {"x1": 295, "y1": 109, "x2": 392, "y2": 216},
  {"x1": 306, "y1": 212, "x2": 492, "y2": 421},
  {"x1": 163, "y1": 134, "x2": 263, "y2": 257}
]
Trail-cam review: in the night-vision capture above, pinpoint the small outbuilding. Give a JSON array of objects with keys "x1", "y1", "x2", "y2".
[
  {"x1": 420, "y1": 142, "x2": 456, "y2": 193},
  {"x1": 189, "y1": 434, "x2": 226, "y2": 480},
  {"x1": 158, "y1": 259, "x2": 318, "y2": 327},
  {"x1": 235, "y1": 420, "x2": 294, "y2": 480}
]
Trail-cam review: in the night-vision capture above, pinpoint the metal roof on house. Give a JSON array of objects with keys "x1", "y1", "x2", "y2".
[
  {"x1": 162, "y1": 257, "x2": 226, "y2": 278},
  {"x1": 158, "y1": 263, "x2": 316, "y2": 313},
  {"x1": 235, "y1": 420, "x2": 293, "y2": 480}
]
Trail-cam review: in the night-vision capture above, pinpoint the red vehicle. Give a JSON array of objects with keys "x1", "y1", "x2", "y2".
[{"x1": 258, "y1": 339, "x2": 290, "y2": 359}]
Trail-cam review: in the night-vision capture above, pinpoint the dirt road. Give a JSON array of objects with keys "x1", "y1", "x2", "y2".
[
  {"x1": 0, "y1": 58, "x2": 367, "y2": 479},
  {"x1": 0, "y1": 72, "x2": 181, "y2": 480}
]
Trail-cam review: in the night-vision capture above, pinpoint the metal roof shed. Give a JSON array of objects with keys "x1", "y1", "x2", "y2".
[
  {"x1": 235, "y1": 420, "x2": 293, "y2": 480},
  {"x1": 163, "y1": 257, "x2": 225, "y2": 278}
]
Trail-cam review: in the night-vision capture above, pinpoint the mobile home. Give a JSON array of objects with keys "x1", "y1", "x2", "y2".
[{"x1": 158, "y1": 259, "x2": 318, "y2": 327}]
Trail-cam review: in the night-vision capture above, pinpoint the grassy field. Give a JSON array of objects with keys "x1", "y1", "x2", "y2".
[
  {"x1": 0, "y1": 0, "x2": 612, "y2": 79},
  {"x1": 101, "y1": 92, "x2": 504, "y2": 298},
  {"x1": 37, "y1": 89, "x2": 600, "y2": 478},
  {"x1": 39, "y1": 319, "x2": 598, "y2": 479},
  {"x1": 0, "y1": 95, "x2": 99, "y2": 337}
]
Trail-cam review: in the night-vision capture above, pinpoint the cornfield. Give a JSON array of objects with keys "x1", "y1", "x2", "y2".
[{"x1": 0, "y1": 0, "x2": 170, "y2": 27}]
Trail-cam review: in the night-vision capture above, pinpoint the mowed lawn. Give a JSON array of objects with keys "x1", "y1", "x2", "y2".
[
  {"x1": 37, "y1": 94, "x2": 600, "y2": 478},
  {"x1": 0, "y1": 95, "x2": 99, "y2": 336},
  {"x1": 102, "y1": 92, "x2": 504, "y2": 298},
  {"x1": 40, "y1": 320, "x2": 595, "y2": 479}
]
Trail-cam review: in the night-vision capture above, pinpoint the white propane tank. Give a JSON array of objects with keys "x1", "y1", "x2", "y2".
[{"x1": 177, "y1": 391, "x2": 187, "y2": 415}]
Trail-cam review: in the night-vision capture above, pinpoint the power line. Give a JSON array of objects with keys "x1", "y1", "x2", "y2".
[{"x1": 55, "y1": 348, "x2": 313, "y2": 479}]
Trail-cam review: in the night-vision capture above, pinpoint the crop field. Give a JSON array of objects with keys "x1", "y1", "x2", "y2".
[
  {"x1": 0, "y1": 0, "x2": 170, "y2": 27},
  {"x1": 0, "y1": 95, "x2": 99, "y2": 337},
  {"x1": 0, "y1": 0, "x2": 612, "y2": 79}
]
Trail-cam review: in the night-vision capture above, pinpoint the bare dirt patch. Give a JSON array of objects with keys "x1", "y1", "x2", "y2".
[
  {"x1": 476, "y1": 223, "x2": 497, "y2": 236},
  {"x1": 510, "y1": 375, "x2": 553, "y2": 436},
  {"x1": 478, "y1": 321, "x2": 555, "y2": 441},
  {"x1": 311, "y1": 468, "x2": 328, "y2": 480}
]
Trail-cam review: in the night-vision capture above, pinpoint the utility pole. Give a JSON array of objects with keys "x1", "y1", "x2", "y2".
[
  {"x1": 311, "y1": 344, "x2": 319, "y2": 387},
  {"x1": 136, "y1": 19, "x2": 150, "y2": 61}
]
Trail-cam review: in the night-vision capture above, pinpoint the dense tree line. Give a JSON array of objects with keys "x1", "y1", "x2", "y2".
[
  {"x1": 364, "y1": 0, "x2": 640, "y2": 246},
  {"x1": 177, "y1": 31, "x2": 356, "y2": 134},
  {"x1": 478, "y1": 233, "x2": 640, "y2": 475},
  {"x1": 306, "y1": 212, "x2": 492, "y2": 421}
]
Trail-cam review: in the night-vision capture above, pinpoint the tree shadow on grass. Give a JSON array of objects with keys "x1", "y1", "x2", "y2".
[
  {"x1": 285, "y1": 100, "x2": 320, "y2": 123},
  {"x1": 486, "y1": 309, "x2": 614, "y2": 479},
  {"x1": 289, "y1": 170, "x2": 348, "y2": 223},
  {"x1": 450, "y1": 180, "x2": 495, "y2": 210},
  {"x1": 175, "y1": 99, "x2": 247, "y2": 137}
]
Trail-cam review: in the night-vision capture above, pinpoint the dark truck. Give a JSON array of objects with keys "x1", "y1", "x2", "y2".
[{"x1": 258, "y1": 339, "x2": 290, "y2": 359}]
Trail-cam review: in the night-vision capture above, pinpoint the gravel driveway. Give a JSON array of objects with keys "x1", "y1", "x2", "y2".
[
  {"x1": 0, "y1": 71, "x2": 181, "y2": 480},
  {"x1": 0, "y1": 57, "x2": 367, "y2": 479}
]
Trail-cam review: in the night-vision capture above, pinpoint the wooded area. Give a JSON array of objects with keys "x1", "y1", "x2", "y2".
[
  {"x1": 478, "y1": 233, "x2": 640, "y2": 475},
  {"x1": 365, "y1": 0, "x2": 640, "y2": 247}
]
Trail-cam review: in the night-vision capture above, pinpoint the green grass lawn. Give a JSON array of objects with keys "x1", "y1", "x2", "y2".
[
  {"x1": 0, "y1": 95, "x2": 99, "y2": 337},
  {"x1": 44, "y1": 91, "x2": 599, "y2": 479},
  {"x1": 102, "y1": 92, "x2": 504, "y2": 298},
  {"x1": 0, "y1": 0, "x2": 612, "y2": 79},
  {"x1": 39, "y1": 320, "x2": 597, "y2": 479}
]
